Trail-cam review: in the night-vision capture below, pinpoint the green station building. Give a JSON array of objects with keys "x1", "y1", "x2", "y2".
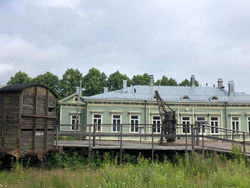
[{"x1": 59, "y1": 76, "x2": 250, "y2": 139}]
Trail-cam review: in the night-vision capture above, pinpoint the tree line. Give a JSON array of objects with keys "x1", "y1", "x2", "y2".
[{"x1": 7, "y1": 68, "x2": 199, "y2": 99}]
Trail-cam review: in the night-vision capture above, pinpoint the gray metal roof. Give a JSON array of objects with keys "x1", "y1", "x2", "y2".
[{"x1": 85, "y1": 85, "x2": 250, "y2": 103}]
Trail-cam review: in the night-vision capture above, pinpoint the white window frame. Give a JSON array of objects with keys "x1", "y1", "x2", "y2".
[
  {"x1": 196, "y1": 116, "x2": 206, "y2": 134},
  {"x1": 152, "y1": 116, "x2": 161, "y2": 133},
  {"x1": 93, "y1": 114, "x2": 102, "y2": 132},
  {"x1": 182, "y1": 116, "x2": 191, "y2": 134},
  {"x1": 248, "y1": 117, "x2": 250, "y2": 133},
  {"x1": 231, "y1": 116, "x2": 240, "y2": 133},
  {"x1": 210, "y1": 116, "x2": 219, "y2": 134},
  {"x1": 112, "y1": 114, "x2": 121, "y2": 132},
  {"x1": 71, "y1": 115, "x2": 80, "y2": 131},
  {"x1": 130, "y1": 115, "x2": 139, "y2": 133}
]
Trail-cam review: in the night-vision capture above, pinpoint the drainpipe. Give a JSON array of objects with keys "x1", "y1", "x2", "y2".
[
  {"x1": 144, "y1": 100, "x2": 147, "y2": 135},
  {"x1": 224, "y1": 102, "x2": 227, "y2": 136}
]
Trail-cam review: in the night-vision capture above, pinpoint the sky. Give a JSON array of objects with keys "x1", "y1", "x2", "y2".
[{"x1": 1, "y1": 0, "x2": 250, "y2": 92}]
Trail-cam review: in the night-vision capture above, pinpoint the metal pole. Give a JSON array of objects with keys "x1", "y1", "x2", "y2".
[
  {"x1": 56, "y1": 124, "x2": 58, "y2": 147},
  {"x1": 151, "y1": 125, "x2": 154, "y2": 160},
  {"x1": 243, "y1": 132, "x2": 246, "y2": 156},
  {"x1": 93, "y1": 124, "x2": 96, "y2": 147},
  {"x1": 185, "y1": 124, "x2": 187, "y2": 152},
  {"x1": 202, "y1": 125, "x2": 204, "y2": 155},
  {"x1": 120, "y1": 124, "x2": 123, "y2": 164},
  {"x1": 191, "y1": 124, "x2": 194, "y2": 151},
  {"x1": 88, "y1": 125, "x2": 91, "y2": 149}
]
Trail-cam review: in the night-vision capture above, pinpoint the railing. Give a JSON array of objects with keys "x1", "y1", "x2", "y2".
[{"x1": 55, "y1": 123, "x2": 250, "y2": 161}]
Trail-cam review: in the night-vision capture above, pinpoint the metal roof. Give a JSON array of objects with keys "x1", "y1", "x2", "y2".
[
  {"x1": 85, "y1": 85, "x2": 250, "y2": 103},
  {"x1": 0, "y1": 84, "x2": 57, "y2": 98}
]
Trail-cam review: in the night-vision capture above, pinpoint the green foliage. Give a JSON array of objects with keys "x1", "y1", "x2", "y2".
[
  {"x1": 155, "y1": 76, "x2": 178, "y2": 86},
  {"x1": 32, "y1": 72, "x2": 59, "y2": 95},
  {"x1": 179, "y1": 78, "x2": 199, "y2": 86},
  {"x1": 0, "y1": 152, "x2": 250, "y2": 187},
  {"x1": 131, "y1": 73, "x2": 150, "y2": 85},
  {"x1": 59, "y1": 68, "x2": 83, "y2": 98},
  {"x1": 7, "y1": 71, "x2": 32, "y2": 85},
  {"x1": 82, "y1": 68, "x2": 107, "y2": 96},
  {"x1": 107, "y1": 71, "x2": 131, "y2": 91}
]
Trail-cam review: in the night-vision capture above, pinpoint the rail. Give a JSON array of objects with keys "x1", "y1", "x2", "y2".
[{"x1": 55, "y1": 123, "x2": 250, "y2": 162}]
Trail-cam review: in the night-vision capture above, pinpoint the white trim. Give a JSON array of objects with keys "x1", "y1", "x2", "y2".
[
  {"x1": 247, "y1": 116, "x2": 250, "y2": 133},
  {"x1": 129, "y1": 115, "x2": 140, "y2": 133},
  {"x1": 110, "y1": 110, "x2": 123, "y2": 114},
  {"x1": 196, "y1": 116, "x2": 207, "y2": 135},
  {"x1": 92, "y1": 113, "x2": 103, "y2": 132},
  {"x1": 90, "y1": 110, "x2": 104, "y2": 113},
  {"x1": 151, "y1": 115, "x2": 161, "y2": 134},
  {"x1": 150, "y1": 111, "x2": 159, "y2": 115},
  {"x1": 231, "y1": 116, "x2": 241, "y2": 132},
  {"x1": 210, "y1": 116, "x2": 220, "y2": 134},
  {"x1": 181, "y1": 116, "x2": 191, "y2": 134},
  {"x1": 111, "y1": 114, "x2": 122, "y2": 132},
  {"x1": 128, "y1": 111, "x2": 141, "y2": 114},
  {"x1": 71, "y1": 115, "x2": 80, "y2": 131}
]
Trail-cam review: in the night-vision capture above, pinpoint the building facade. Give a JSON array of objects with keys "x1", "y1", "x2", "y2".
[{"x1": 59, "y1": 78, "x2": 250, "y2": 137}]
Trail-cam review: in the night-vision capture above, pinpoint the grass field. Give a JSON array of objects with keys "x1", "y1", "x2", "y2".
[{"x1": 0, "y1": 151, "x2": 249, "y2": 188}]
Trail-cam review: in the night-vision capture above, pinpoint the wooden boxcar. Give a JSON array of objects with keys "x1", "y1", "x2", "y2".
[{"x1": 0, "y1": 84, "x2": 57, "y2": 158}]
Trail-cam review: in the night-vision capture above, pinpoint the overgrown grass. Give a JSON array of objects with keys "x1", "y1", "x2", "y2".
[{"x1": 0, "y1": 151, "x2": 249, "y2": 188}]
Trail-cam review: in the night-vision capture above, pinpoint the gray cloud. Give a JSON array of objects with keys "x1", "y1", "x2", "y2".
[{"x1": 0, "y1": 0, "x2": 250, "y2": 92}]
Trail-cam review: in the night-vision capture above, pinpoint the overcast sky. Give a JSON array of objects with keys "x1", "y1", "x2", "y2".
[{"x1": 1, "y1": 0, "x2": 250, "y2": 92}]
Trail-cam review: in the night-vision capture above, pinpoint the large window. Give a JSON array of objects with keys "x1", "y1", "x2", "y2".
[
  {"x1": 131, "y1": 115, "x2": 139, "y2": 133},
  {"x1": 182, "y1": 117, "x2": 190, "y2": 133},
  {"x1": 232, "y1": 117, "x2": 240, "y2": 133},
  {"x1": 112, "y1": 115, "x2": 121, "y2": 132},
  {"x1": 196, "y1": 117, "x2": 206, "y2": 134},
  {"x1": 93, "y1": 114, "x2": 102, "y2": 132},
  {"x1": 211, "y1": 117, "x2": 219, "y2": 134},
  {"x1": 71, "y1": 115, "x2": 80, "y2": 131},
  {"x1": 152, "y1": 116, "x2": 161, "y2": 133}
]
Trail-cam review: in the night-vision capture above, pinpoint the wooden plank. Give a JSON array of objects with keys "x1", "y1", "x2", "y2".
[
  {"x1": 1, "y1": 95, "x2": 7, "y2": 149},
  {"x1": 44, "y1": 89, "x2": 49, "y2": 150},
  {"x1": 32, "y1": 86, "x2": 38, "y2": 150},
  {"x1": 17, "y1": 93, "x2": 23, "y2": 156}
]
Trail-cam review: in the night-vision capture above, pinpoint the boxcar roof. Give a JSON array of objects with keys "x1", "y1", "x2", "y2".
[{"x1": 0, "y1": 84, "x2": 57, "y2": 98}]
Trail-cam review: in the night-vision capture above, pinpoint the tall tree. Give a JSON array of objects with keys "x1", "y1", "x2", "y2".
[
  {"x1": 179, "y1": 79, "x2": 199, "y2": 86},
  {"x1": 154, "y1": 76, "x2": 178, "y2": 86},
  {"x1": 59, "y1": 68, "x2": 83, "y2": 98},
  {"x1": 131, "y1": 73, "x2": 150, "y2": 85},
  {"x1": 83, "y1": 68, "x2": 107, "y2": 96},
  {"x1": 32, "y1": 72, "x2": 59, "y2": 95},
  {"x1": 107, "y1": 71, "x2": 131, "y2": 91},
  {"x1": 7, "y1": 71, "x2": 32, "y2": 85}
]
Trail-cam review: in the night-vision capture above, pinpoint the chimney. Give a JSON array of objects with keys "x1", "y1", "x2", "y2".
[
  {"x1": 104, "y1": 87, "x2": 108, "y2": 93},
  {"x1": 191, "y1": 75, "x2": 195, "y2": 87},
  {"x1": 123, "y1": 80, "x2": 127, "y2": 93},
  {"x1": 76, "y1": 87, "x2": 80, "y2": 94},
  {"x1": 217, "y1": 78, "x2": 224, "y2": 89},
  {"x1": 150, "y1": 75, "x2": 154, "y2": 86},
  {"x1": 228, "y1": 81, "x2": 234, "y2": 95}
]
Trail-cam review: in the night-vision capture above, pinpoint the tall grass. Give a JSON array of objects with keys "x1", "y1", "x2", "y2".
[{"x1": 0, "y1": 151, "x2": 249, "y2": 188}]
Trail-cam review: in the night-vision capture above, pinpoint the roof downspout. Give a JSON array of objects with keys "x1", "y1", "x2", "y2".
[
  {"x1": 144, "y1": 100, "x2": 147, "y2": 137},
  {"x1": 224, "y1": 102, "x2": 227, "y2": 136}
]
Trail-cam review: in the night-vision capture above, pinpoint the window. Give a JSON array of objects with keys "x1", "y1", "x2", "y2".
[
  {"x1": 232, "y1": 117, "x2": 240, "y2": 133},
  {"x1": 112, "y1": 115, "x2": 121, "y2": 132},
  {"x1": 152, "y1": 116, "x2": 161, "y2": 133},
  {"x1": 211, "y1": 96, "x2": 218, "y2": 101},
  {"x1": 93, "y1": 114, "x2": 102, "y2": 132},
  {"x1": 71, "y1": 115, "x2": 80, "y2": 131},
  {"x1": 182, "y1": 117, "x2": 190, "y2": 133},
  {"x1": 211, "y1": 117, "x2": 219, "y2": 133},
  {"x1": 73, "y1": 97, "x2": 79, "y2": 103},
  {"x1": 131, "y1": 115, "x2": 139, "y2": 133},
  {"x1": 182, "y1": 95, "x2": 190, "y2": 100},
  {"x1": 196, "y1": 117, "x2": 206, "y2": 134},
  {"x1": 248, "y1": 117, "x2": 250, "y2": 133}
]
